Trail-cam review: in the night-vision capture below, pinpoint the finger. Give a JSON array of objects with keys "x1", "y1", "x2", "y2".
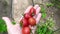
[
  {"x1": 34, "y1": 5, "x2": 39, "y2": 9},
  {"x1": 33, "y1": 7, "x2": 41, "y2": 18},
  {"x1": 29, "y1": 25, "x2": 36, "y2": 30},
  {"x1": 29, "y1": 25, "x2": 36, "y2": 34},
  {"x1": 24, "y1": 6, "x2": 33, "y2": 14},
  {"x1": 36, "y1": 13, "x2": 41, "y2": 24},
  {"x1": 2, "y1": 17, "x2": 13, "y2": 26},
  {"x1": 36, "y1": 7, "x2": 41, "y2": 14}
]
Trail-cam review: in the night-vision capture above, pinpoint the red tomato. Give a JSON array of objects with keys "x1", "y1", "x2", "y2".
[
  {"x1": 22, "y1": 27, "x2": 30, "y2": 34},
  {"x1": 24, "y1": 13, "x2": 31, "y2": 19},
  {"x1": 29, "y1": 7, "x2": 36, "y2": 16},
  {"x1": 28, "y1": 17, "x2": 36, "y2": 26},
  {"x1": 20, "y1": 18, "x2": 29, "y2": 27}
]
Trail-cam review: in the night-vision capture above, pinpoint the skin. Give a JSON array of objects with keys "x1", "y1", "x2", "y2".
[{"x1": 2, "y1": 5, "x2": 41, "y2": 34}]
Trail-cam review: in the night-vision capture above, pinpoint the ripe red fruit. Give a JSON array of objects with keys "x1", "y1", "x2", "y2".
[
  {"x1": 20, "y1": 18, "x2": 29, "y2": 27},
  {"x1": 29, "y1": 7, "x2": 36, "y2": 16},
  {"x1": 24, "y1": 13, "x2": 31, "y2": 19},
  {"x1": 22, "y1": 27, "x2": 30, "y2": 34},
  {"x1": 28, "y1": 17, "x2": 36, "y2": 26}
]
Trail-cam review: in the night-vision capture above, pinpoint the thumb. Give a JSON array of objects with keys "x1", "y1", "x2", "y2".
[{"x1": 2, "y1": 17, "x2": 13, "y2": 27}]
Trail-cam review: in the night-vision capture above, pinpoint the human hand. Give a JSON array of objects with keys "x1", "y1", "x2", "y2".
[{"x1": 2, "y1": 5, "x2": 41, "y2": 34}]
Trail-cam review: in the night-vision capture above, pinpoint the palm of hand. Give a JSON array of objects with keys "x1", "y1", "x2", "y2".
[{"x1": 2, "y1": 5, "x2": 41, "y2": 34}]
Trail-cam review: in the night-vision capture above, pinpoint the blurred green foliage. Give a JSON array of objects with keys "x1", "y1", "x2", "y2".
[
  {"x1": 0, "y1": 19, "x2": 7, "y2": 32},
  {"x1": 36, "y1": 18, "x2": 54, "y2": 34},
  {"x1": 40, "y1": 6, "x2": 47, "y2": 18},
  {"x1": 46, "y1": 3, "x2": 54, "y2": 7},
  {"x1": 50, "y1": 0, "x2": 60, "y2": 9},
  {"x1": 12, "y1": 21, "x2": 16, "y2": 25}
]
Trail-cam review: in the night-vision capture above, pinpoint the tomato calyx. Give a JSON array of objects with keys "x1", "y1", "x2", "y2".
[{"x1": 20, "y1": 20, "x2": 23, "y2": 27}]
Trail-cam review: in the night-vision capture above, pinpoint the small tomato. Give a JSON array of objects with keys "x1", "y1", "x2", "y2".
[
  {"x1": 22, "y1": 27, "x2": 30, "y2": 34},
  {"x1": 20, "y1": 18, "x2": 29, "y2": 27},
  {"x1": 28, "y1": 17, "x2": 36, "y2": 26},
  {"x1": 29, "y1": 7, "x2": 36, "y2": 16}
]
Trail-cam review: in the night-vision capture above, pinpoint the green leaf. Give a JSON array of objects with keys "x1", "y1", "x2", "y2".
[
  {"x1": 42, "y1": 13, "x2": 47, "y2": 18},
  {"x1": 12, "y1": 21, "x2": 16, "y2": 25},
  {"x1": 41, "y1": 7, "x2": 46, "y2": 13},
  {"x1": 0, "y1": 19, "x2": 7, "y2": 32},
  {"x1": 36, "y1": 18, "x2": 54, "y2": 34},
  {"x1": 40, "y1": 6, "x2": 47, "y2": 18},
  {"x1": 46, "y1": 29, "x2": 53, "y2": 34},
  {"x1": 43, "y1": 26, "x2": 47, "y2": 34},
  {"x1": 50, "y1": 0, "x2": 60, "y2": 9},
  {"x1": 46, "y1": 3, "x2": 54, "y2": 7}
]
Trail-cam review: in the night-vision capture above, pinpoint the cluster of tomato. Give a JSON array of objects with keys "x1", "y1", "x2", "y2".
[{"x1": 20, "y1": 7, "x2": 36, "y2": 34}]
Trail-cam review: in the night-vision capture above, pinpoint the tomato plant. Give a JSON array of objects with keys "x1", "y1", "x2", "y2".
[{"x1": 0, "y1": 19, "x2": 7, "y2": 32}]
